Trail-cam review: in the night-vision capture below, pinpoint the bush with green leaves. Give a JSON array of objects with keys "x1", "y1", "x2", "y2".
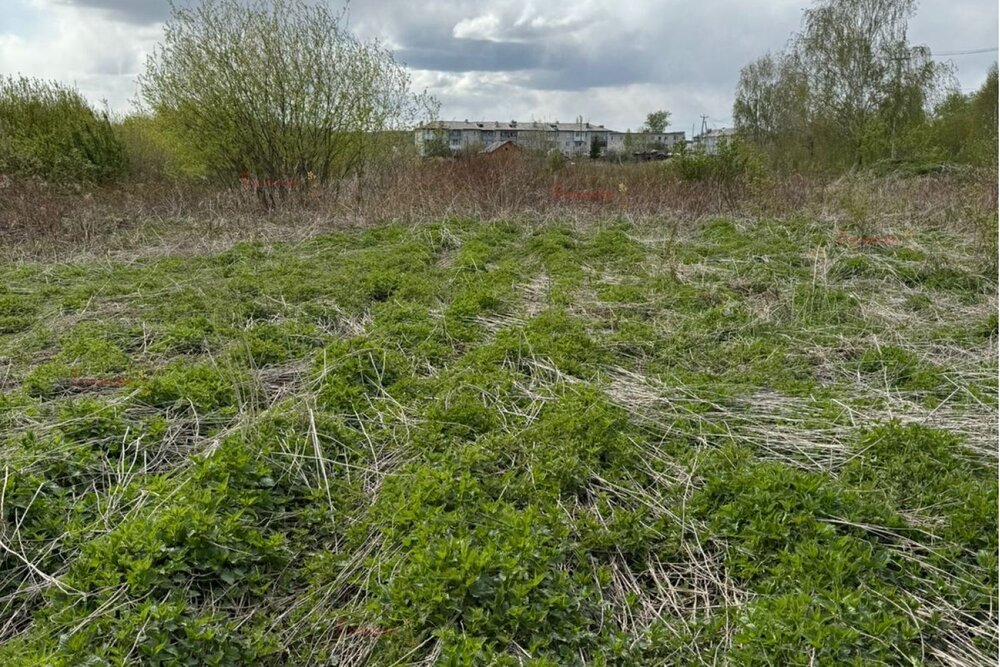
[
  {"x1": 921, "y1": 64, "x2": 999, "y2": 167},
  {"x1": 669, "y1": 136, "x2": 764, "y2": 183},
  {"x1": 0, "y1": 75, "x2": 127, "y2": 182},
  {"x1": 139, "y1": 0, "x2": 436, "y2": 187},
  {"x1": 116, "y1": 113, "x2": 210, "y2": 181},
  {"x1": 667, "y1": 137, "x2": 767, "y2": 210}
]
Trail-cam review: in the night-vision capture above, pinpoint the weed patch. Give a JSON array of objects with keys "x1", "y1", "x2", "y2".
[{"x1": 0, "y1": 215, "x2": 995, "y2": 664}]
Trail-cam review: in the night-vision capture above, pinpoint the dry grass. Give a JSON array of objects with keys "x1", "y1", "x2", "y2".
[{"x1": 1, "y1": 161, "x2": 995, "y2": 263}]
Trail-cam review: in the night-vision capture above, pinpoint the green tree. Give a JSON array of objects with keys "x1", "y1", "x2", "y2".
[
  {"x1": 734, "y1": 0, "x2": 951, "y2": 170},
  {"x1": 923, "y1": 64, "x2": 998, "y2": 165},
  {"x1": 733, "y1": 52, "x2": 812, "y2": 168},
  {"x1": 421, "y1": 127, "x2": 452, "y2": 158},
  {"x1": 642, "y1": 110, "x2": 671, "y2": 133},
  {"x1": 544, "y1": 148, "x2": 567, "y2": 172},
  {"x1": 589, "y1": 136, "x2": 604, "y2": 159},
  {"x1": 423, "y1": 138, "x2": 452, "y2": 158},
  {"x1": 116, "y1": 112, "x2": 211, "y2": 180},
  {"x1": 967, "y1": 64, "x2": 999, "y2": 164},
  {"x1": 139, "y1": 0, "x2": 436, "y2": 191}
]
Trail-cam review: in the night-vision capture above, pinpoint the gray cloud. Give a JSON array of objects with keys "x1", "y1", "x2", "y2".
[
  {"x1": 396, "y1": 36, "x2": 545, "y2": 72},
  {"x1": 50, "y1": 0, "x2": 170, "y2": 24},
  {"x1": 350, "y1": 1, "x2": 807, "y2": 90}
]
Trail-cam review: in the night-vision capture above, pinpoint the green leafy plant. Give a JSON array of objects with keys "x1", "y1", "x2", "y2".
[{"x1": 0, "y1": 75, "x2": 127, "y2": 182}]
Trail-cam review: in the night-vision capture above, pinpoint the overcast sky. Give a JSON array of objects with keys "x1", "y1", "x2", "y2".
[{"x1": 1, "y1": 0, "x2": 996, "y2": 135}]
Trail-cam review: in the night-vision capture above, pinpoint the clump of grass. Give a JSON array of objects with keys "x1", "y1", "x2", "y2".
[
  {"x1": 22, "y1": 324, "x2": 132, "y2": 396},
  {"x1": 0, "y1": 293, "x2": 37, "y2": 334},
  {"x1": 137, "y1": 359, "x2": 247, "y2": 414},
  {"x1": 858, "y1": 344, "x2": 946, "y2": 393}
]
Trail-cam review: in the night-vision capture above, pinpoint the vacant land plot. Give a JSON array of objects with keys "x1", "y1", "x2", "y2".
[{"x1": 0, "y1": 215, "x2": 996, "y2": 665}]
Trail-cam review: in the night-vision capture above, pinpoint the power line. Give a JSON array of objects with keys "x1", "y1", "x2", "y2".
[
  {"x1": 931, "y1": 47, "x2": 998, "y2": 57},
  {"x1": 890, "y1": 47, "x2": 998, "y2": 61}
]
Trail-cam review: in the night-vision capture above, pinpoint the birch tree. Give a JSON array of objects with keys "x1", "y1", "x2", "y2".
[{"x1": 734, "y1": 0, "x2": 951, "y2": 169}]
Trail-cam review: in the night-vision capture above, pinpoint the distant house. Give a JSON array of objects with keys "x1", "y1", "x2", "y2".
[
  {"x1": 692, "y1": 128, "x2": 737, "y2": 155},
  {"x1": 481, "y1": 140, "x2": 522, "y2": 156},
  {"x1": 415, "y1": 120, "x2": 685, "y2": 158}
]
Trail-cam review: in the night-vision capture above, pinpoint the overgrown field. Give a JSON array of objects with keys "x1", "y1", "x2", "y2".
[{"x1": 0, "y1": 214, "x2": 996, "y2": 665}]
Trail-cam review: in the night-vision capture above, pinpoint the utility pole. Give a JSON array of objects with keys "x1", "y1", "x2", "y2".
[{"x1": 890, "y1": 50, "x2": 904, "y2": 161}]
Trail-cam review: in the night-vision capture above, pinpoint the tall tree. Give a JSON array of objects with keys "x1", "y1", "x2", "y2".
[
  {"x1": 642, "y1": 110, "x2": 671, "y2": 133},
  {"x1": 797, "y1": 0, "x2": 946, "y2": 165},
  {"x1": 969, "y1": 64, "x2": 999, "y2": 163},
  {"x1": 733, "y1": 52, "x2": 811, "y2": 165},
  {"x1": 926, "y1": 64, "x2": 998, "y2": 165},
  {"x1": 734, "y1": 0, "x2": 951, "y2": 169}
]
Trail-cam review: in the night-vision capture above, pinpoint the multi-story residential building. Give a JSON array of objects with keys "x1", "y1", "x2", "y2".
[
  {"x1": 606, "y1": 130, "x2": 686, "y2": 154},
  {"x1": 415, "y1": 120, "x2": 686, "y2": 157},
  {"x1": 691, "y1": 128, "x2": 737, "y2": 155}
]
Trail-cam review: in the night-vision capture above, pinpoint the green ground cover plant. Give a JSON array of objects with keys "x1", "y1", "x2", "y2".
[{"x1": 0, "y1": 214, "x2": 995, "y2": 665}]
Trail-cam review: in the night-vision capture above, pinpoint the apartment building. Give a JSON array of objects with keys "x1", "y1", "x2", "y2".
[
  {"x1": 691, "y1": 127, "x2": 737, "y2": 155},
  {"x1": 415, "y1": 120, "x2": 686, "y2": 157}
]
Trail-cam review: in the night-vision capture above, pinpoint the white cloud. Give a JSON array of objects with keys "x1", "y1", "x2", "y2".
[
  {"x1": 0, "y1": 1, "x2": 160, "y2": 112},
  {"x1": 453, "y1": 14, "x2": 503, "y2": 41}
]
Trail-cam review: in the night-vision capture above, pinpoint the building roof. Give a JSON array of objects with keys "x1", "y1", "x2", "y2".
[
  {"x1": 416, "y1": 120, "x2": 687, "y2": 140},
  {"x1": 418, "y1": 120, "x2": 618, "y2": 133},
  {"x1": 697, "y1": 128, "x2": 737, "y2": 139},
  {"x1": 482, "y1": 140, "x2": 521, "y2": 153}
]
